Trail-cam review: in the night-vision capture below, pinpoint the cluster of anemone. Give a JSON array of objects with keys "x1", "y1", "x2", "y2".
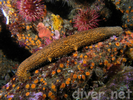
[
  {"x1": 9, "y1": 20, "x2": 46, "y2": 53},
  {"x1": 0, "y1": 30, "x2": 133, "y2": 99},
  {"x1": 2, "y1": 0, "x2": 75, "y2": 54},
  {"x1": 8, "y1": 7, "x2": 74, "y2": 54},
  {"x1": 112, "y1": 0, "x2": 133, "y2": 30}
]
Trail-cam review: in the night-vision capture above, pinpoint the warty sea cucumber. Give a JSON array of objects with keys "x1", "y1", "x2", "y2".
[{"x1": 16, "y1": 26, "x2": 123, "y2": 81}]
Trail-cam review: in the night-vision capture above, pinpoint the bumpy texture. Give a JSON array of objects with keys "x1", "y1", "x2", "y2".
[
  {"x1": 1, "y1": 29, "x2": 133, "y2": 100},
  {"x1": 16, "y1": 26, "x2": 123, "y2": 81}
]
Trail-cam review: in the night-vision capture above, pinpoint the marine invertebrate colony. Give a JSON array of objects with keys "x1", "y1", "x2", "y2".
[
  {"x1": 52, "y1": 30, "x2": 60, "y2": 40},
  {"x1": 16, "y1": 26, "x2": 123, "y2": 81},
  {"x1": 111, "y1": 0, "x2": 133, "y2": 30},
  {"x1": 17, "y1": 0, "x2": 45, "y2": 21},
  {"x1": 1, "y1": 27, "x2": 133, "y2": 100},
  {"x1": 73, "y1": 8, "x2": 100, "y2": 31},
  {"x1": 37, "y1": 22, "x2": 51, "y2": 39},
  {"x1": 51, "y1": 14, "x2": 63, "y2": 30}
]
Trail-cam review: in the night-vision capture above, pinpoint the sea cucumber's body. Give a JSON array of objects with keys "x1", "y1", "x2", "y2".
[{"x1": 16, "y1": 27, "x2": 123, "y2": 81}]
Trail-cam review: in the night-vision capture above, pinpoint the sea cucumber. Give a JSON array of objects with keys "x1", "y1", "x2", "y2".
[{"x1": 16, "y1": 26, "x2": 123, "y2": 81}]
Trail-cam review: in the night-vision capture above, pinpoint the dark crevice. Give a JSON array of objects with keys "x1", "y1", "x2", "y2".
[
  {"x1": 44, "y1": 0, "x2": 72, "y2": 19},
  {"x1": 0, "y1": 16, "x2": 31, "y2": 63}
]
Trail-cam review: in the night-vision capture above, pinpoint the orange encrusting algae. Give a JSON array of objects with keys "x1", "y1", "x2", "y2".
[{"x1": 16, "y1": 27, "x2": 123, "y2": 81}]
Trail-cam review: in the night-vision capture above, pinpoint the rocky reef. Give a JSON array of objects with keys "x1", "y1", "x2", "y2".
[{"x1": 0, "y1": 0, "x2": 133, "y2": 100}]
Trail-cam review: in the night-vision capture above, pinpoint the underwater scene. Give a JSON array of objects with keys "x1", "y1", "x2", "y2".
[{"x1": 0, "y1": 0, "x2": 133, "y2": 99}]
